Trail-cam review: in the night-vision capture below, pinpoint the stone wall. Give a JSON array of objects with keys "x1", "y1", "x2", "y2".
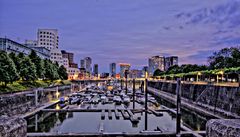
[
  {"x1": 0, "y1": 116, "x2": 27, "y2": 137},
  {"x1": 0, "y1": 85, "x2": 71, "y2": 116},
  {"x1": 148, "y1": 81, "x2": 240, "y2": 116},
  {"x1": 206, "y1": 119, "x2": 240, "y2": 137}
]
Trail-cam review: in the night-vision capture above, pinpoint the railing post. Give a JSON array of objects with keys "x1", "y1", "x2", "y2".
[
  {"x1": 125, "y1": 78, "x2": 128, "y2": 94},
  {"x1": 133, "y1": 79, "x2": 136, "y2": 110},
  {"x1": 144, "y1": 78, "x2": 148, "y2": 130},
  {"x1": 176, "y1": 78, "x2": 181, "y2": 135},
  {"x1": 35, "y1": 89, "x2": 38, "y2": 107}
]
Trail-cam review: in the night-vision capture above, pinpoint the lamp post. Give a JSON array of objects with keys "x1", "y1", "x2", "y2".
[
  {"x1": 197, "y1": 72, "x2": 202, "y2": 82},
  {"x1": 218, "y1": 70, "x2": 224, "y2": 83},
  {"x1": 125, "y1": 70, "x2": 129, "y2": 94}
]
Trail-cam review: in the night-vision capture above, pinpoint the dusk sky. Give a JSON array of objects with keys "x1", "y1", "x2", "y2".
[{"x1": 1, "y1": 0, "x2": 240, "y2": 72}]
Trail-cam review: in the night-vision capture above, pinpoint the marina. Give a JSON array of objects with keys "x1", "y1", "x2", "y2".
[{"x1": 24, "y1": 80, "x2": 217, "y2": 137}]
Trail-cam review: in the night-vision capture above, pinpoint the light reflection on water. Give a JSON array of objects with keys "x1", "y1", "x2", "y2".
[
  {"x1": 27, "y1": 111, "x2": 176, "y2": 133},
  {"x1": 26, "y1": 99, "x2": 212, "y2": 133}
]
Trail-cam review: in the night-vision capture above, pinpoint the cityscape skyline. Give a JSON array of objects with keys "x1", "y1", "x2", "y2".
[{"x1": 1, "y1": 0, "x2": 239, "y2": 72}]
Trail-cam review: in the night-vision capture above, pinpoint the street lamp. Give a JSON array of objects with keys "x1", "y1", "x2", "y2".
[
  {"x1": 197, "y1": 72, "x2": 202, "y2": 82},
  {"x1": 217, "y1": 70, "x2": 224, "y2": 83}
]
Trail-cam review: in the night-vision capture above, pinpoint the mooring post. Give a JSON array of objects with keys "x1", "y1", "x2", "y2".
[
  {"x1": 133, "y1": 79, "x2": 136, "y2": 110},
  {"x1": 176, "y1": 78, "x2": 181, "y2": 135},
  {"x1": 35, "y1": 114, "x2": 38, "y2": 131},
  {"x1": 35, "y1": 89, "x2": 38, "y2": 107},
  {"x1": 121, "y1": 79, "x2": 123, "y2": 90},
  {"x1": 144, "y1": 78, "x2": 148, "y2": 130},
  {"x1": 125, "y1": 70, "x2": 128, "y2": 94}
]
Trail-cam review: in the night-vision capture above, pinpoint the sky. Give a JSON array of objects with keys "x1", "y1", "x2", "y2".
[{"x1": 0, "y1": 0, "x2": 240, "y2": 72}]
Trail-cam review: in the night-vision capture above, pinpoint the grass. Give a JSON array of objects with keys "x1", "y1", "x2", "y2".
[{"x1": 0, "y1": 80, "x2": 71, "y2": 93}]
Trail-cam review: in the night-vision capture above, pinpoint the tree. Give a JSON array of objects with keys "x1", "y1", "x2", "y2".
[
  {"x1": 19, "y1": 57, "x2": 37, "y2": 81},
  {"x1": 153, "y1": 69, "x2": 164, "y2": 76},
  {"x1": 8, "y1": 52, "x2": 20, "y2": 81},
  {"x1": 44, "y1": 59, "x2": 59, "y2": 81},
  {"x1": 29, "y1": 50, "x2": 45, "y2": 79},
  {"x1": 58, "y1": 65, "x2": 68, "y2": 80},
  {"x1": 0, "y1": 51, "x2": 18, "y2": 86},
  {"x1": 208, "y1": 46, "x2": 240, "y2": 69}
]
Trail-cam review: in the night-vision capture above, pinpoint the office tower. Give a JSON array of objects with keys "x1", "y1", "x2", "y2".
[
  {"x1": 93, "y1": 64, "x2": 98, "y2": 76},
  {"x1": 84, "y1": 57, "x2": 92, "y2": 73},
  {"x1": 80, "y1": 59, "x2": 85, "y2": 68},
  {"x1": 119, "y1": 63, "x2": 131, "y2": 78},
  {"x1": 61, "y1": 50, "x2": 78, "y2": 68},
  {"x1": 148, "y1": 56, "x2": 165, "y2": 76},
  {"x1": 109, "y1": 63, "x2": 116, "y2": 77},
  {"x1": 165, "y1": 56, "x2": 178, "y2": 70}
]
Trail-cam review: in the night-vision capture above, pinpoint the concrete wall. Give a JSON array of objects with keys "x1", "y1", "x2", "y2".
[
  {"x1": 0, "y1": 116, "x2": 27, "y2": 137},
  {"x1": 148, "y1": 81, "x2": 240, "y2": 116},
  {"x1": 206, "y1": 119, "x2": 240, "y2": 137},
  {"x1": 0, "y1": 85, "x2": 71, "y2": 116}
]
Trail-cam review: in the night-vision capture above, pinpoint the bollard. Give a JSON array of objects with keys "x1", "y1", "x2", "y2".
[
  {"x1": 133, "y1": 79, "x2": 136, "y2": 110},
  {"x1": 176, "y1": 78, "x2": 181, "y2": 134}
]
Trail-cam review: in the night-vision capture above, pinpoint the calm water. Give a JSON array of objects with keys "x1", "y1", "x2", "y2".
[
  {"x1": 26, "y1": 84, "x2": 214, "y2": 133},
  {"x1": 27, "y1": 110, "x2": 176, "y2": 133}
]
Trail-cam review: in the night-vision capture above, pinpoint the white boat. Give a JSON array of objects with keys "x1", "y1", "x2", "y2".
[
  {"x1": 91, "y1": 95, "x2": 100, "y2": 104},
  {"x1": 123, "y1": 96, "x2": 130, "y2": 104},
  {"x1": 69, "y1": 96, "x2": 79, "y2": 104},
  {"x1": 113, "y1": 96, "x2": 122, "y2": 105},
  {"x1": 100, "y1": 95, "x2": 108, "y2": 103}
]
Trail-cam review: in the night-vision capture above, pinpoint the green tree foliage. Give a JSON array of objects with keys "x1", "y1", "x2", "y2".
[
  {"x1": 156, "y1": 64, "x2": 208, "y2": 76},
  {"x1": 19, "y1": 57, "x2": 37, "y2": 81},
  {"x1": 58, "y1": 65, "x2": 68, "y2": 80},
  {"x1": 0, "y1": 51, "x2": 18, "y2": 86},
  {"x1": 29, "y1": 50, "x2": 45, "y2": 79},
  {"x1": 1, "y1": 50, "x2": 69, "y2": 86},
  {"x1": 208, "y1": 46, "x2": 240, "y2": 69},
  {"x1": 44, "y1": 59, "x2": 59, "y2": 81},
  {"x1": 153, "y1": 69, "x2": 163, "y2": 76}
]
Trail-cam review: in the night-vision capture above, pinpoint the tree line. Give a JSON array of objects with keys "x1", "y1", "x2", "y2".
[
  {"x1": 154, "y1": 46, "x2": 240, "y2": 76},
  {"x1": 0, "y1": 50, "x2": 68, "y2": 86}
]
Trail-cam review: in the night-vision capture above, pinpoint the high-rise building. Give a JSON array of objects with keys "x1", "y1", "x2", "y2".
[
  {"x1": 84, "y1": 57, "x2": 92, "y2": 73},
  {"x1": 129, "y1": 69, "x2": 142, "y2": 78},
  {"x1": 37, "y1": 29, "x2": 59, "y2": 50},
  {"x1": 61, "y1": 50, "x2": 74, "y2": 63},
  {"x1": 165, "y1": 56, "x2": 178, "y2": 70},
  {"x1": 119, "y1": 63, "x2": 131, "y2": 78},
  {"x1": 93, "y1": 64, "x2": 98, "y2": 76},
  {"x1": 148, "y1": 56, "x2": 165, "y2": 76},
  {"x1": 80, "y1": 59, "x2": 85, "y2": 68},
  {"x1": 109, "y1": 63, "x2": 116, "y2": 77},
  {"x1": 61, "y1": 50, "x2": 78, "y2": 68}
]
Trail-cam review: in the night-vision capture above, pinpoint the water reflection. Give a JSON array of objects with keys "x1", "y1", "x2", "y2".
[{"x1": 27, "y1": 110, "x2": 176, "y2": 133}]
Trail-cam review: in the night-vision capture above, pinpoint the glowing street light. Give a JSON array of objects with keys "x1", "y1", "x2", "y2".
[
  {"x1": 217, "y1": 70, "x2": 224, "y2": 83},
  {"x1": 197, "y1": 72, "x2": 202, "y2": 82}
]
